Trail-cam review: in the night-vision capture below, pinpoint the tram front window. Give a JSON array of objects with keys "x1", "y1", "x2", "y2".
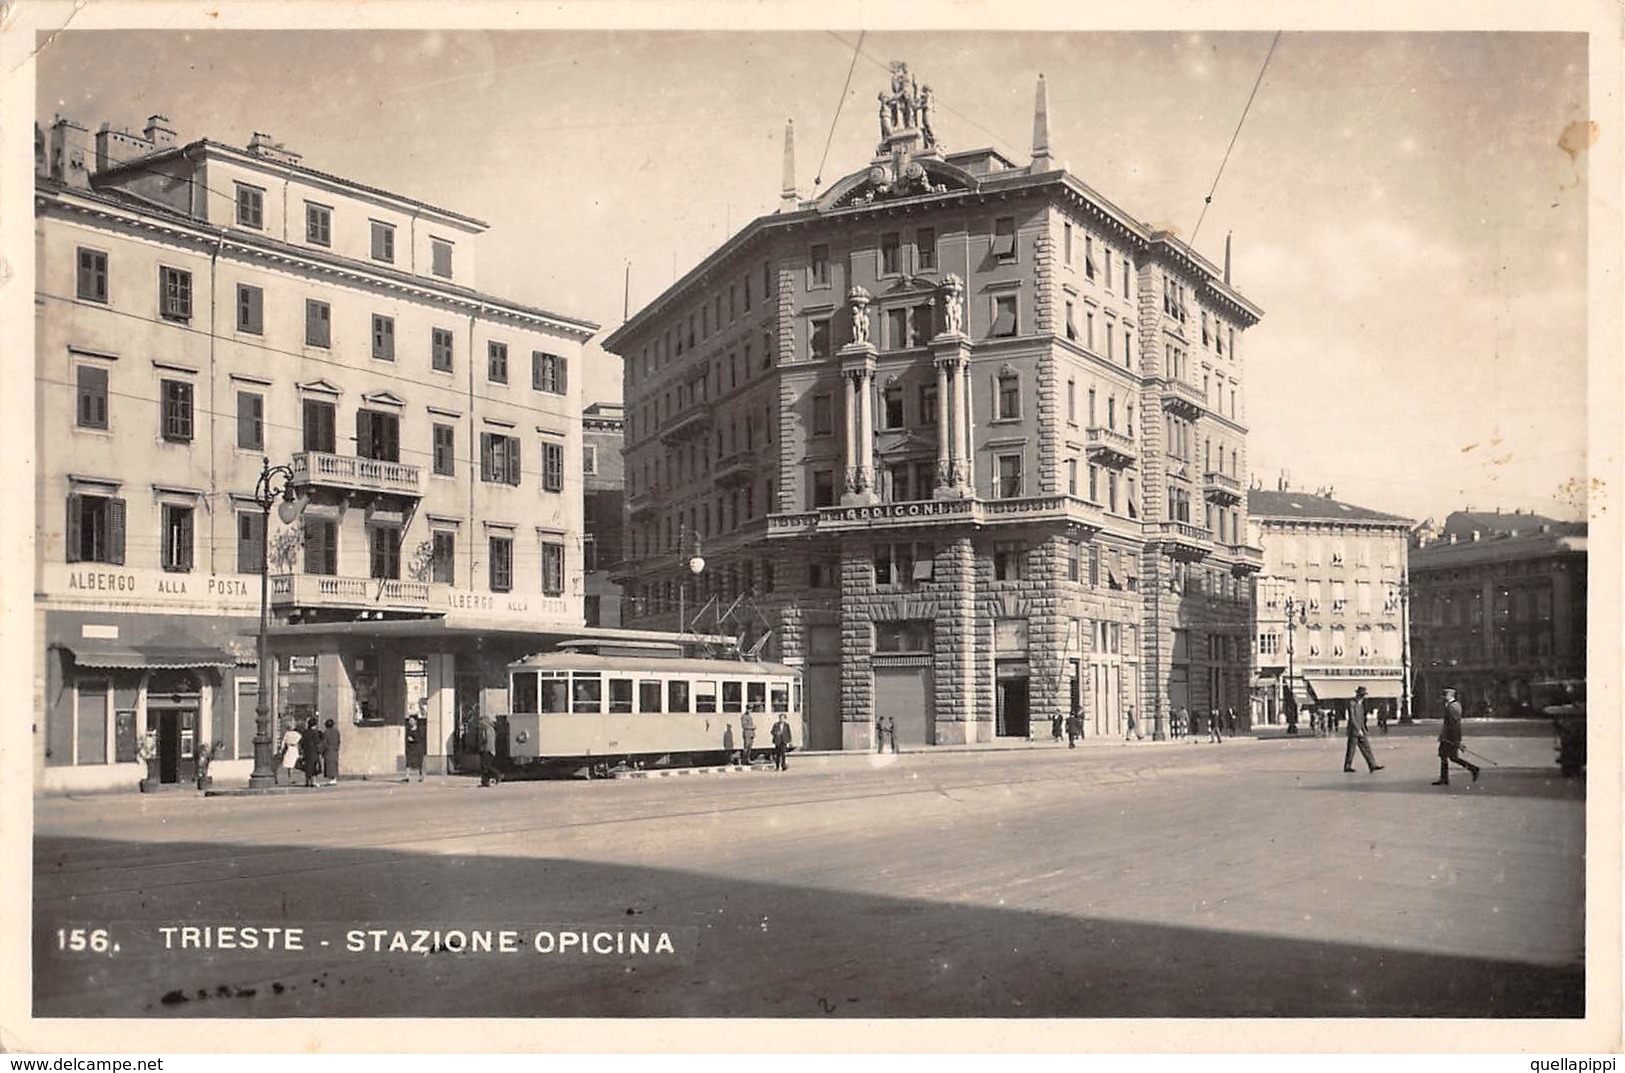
[{"x1": 512, "y1": 672, "x2": 538, "y2": 715}]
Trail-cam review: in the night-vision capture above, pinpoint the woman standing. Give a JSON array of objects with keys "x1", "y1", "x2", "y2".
[
  {"x1": 321, "y1": 718, "x2": 342, "y2": 786},
  {"x1": 278, "y1": 719, "x2": 302, "y2": 787},
  {"x1": 299, "y1": 717, "x2": 322, "y2": 787}
]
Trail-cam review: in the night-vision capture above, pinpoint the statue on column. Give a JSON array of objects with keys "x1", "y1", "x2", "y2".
[
  {"x1": 878, "y1": 92, "x2": 893, "y2": 145},
  {"x1": 938, "y1": 273, "x2": 965, "y2": 337},
  {"x1": 919, "y1": 84, "x2": 937, "y2": 148},
  {"x1": 847, "y1": 286, "x2": 873, "y2": 348}
]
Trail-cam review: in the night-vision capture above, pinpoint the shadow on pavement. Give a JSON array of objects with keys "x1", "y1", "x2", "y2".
[
  {"x1": 34, "y1": 835, "x2": 1583, "y2": 1020},
  {"x1": 1299, "y1": 767, "x2": 1586, "y2": 801}
]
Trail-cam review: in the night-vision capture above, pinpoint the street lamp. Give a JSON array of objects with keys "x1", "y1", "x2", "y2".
[
  {"x1": 1399, "y1": 575, "x2": 1414, "y2": 723},
  {"x1": 248, "y1": 456, "x2": 299, "y2": 790},
  {"x1": 1284, "y1": 594, "x2": 1306, "y2": 734},
  {"x1": 676, "y1": 526, "x2": 705, "y2": 638}
]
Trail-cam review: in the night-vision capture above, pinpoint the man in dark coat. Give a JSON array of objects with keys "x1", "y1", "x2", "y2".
[
  {"x1": 1434, "y1": 686, "x2": 1481, "y2": 785},
  {"x1": 1065, "y1": 704, "x2": 1083, "y2": 749},
  {"x1": 299, "y1": 717, "x2": 322, "y2": 787},
  {"x1": 477, "y1": 714, "x2": 502, "y2": 787},
  {"x1": 321, "y1": 718, "x2": 342, "y2": 785},
  {"x1": 404, "y1": 715, "x2": 427, "y2": 782},
  {"x1": 1342, "y1": 686, "x2": 1384, "y2": 774},
  {"x1": 770, "y1": 712, "x2": 793, "y2": 771}
]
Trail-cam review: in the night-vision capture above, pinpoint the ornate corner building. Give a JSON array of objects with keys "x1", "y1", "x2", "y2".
[{"x1": 604, "y1": 66, "x2": 1264, "y2": 749}]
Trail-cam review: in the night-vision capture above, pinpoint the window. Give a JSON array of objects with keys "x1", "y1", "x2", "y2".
[
  {"x1": 159, "y1": 267, "x2": 192, "y2": 321},
  {"x1": 541, "y1": 541, "x2": 564, "y2": 596},
  {"x1": 369, "y1": 314, "x2": 395, "y2": 361},
  {"x1": 304, "y1": 203, "x2": 332, "y2": 246},
  {"x1": 430, "y1": 422, "x2": 455, "y2": 476},
  {"x1": 237, "y1": 390, "x2": 264, "y2": 450},
  {"x1": 303, "y1": 518, "x2": 337, "y2": 576},
  {"x1": 355, "y1": 410, "x2": 400, "y2": 462},
  {"x1": 994, "y1": 543, "x2": 1027, "y2": 581},
  {"x1": 418, "y1": 329, "x2": 451, "y2": 377},
  {"x1": 235, "y1": 184, "x2": 264, "y2": 229},
  {"x1": 489, "y1": 536, "x2": 513, "y2": 592},
  {"x1": 542, "y1": 441, "x2": 564, "y2": 492},
  {"x1": 582, "y1": 444, "x2": 598, "y2": 476},
  {"x1": 431, "y1": 238, "x2": 453, "y2": 278},
  {"x1": 992, "y1": 295, "x2": 1018, "y2": 337},
  {"x1": 432, "y1": 530, "x2": 455, "y2": 584},
  {"x1": 812, "y1": 393, "x2": 833, "y2": 436},
  {"x1": 480, "y1": 433, "x2": 522, "y2": 486},
  {"x1": 77, "y1": 248, "x2": 108, "y2": 302},
  {"x1": 237, "y1": 511, "x2": 265, "y2": 574},
  {"x1": 1067, "y1": 458, "x2": 1078, "y2": 496},
  {"x1": 919, "y1": 383, "x2": 938, "y2": 426},
  {"x1": 886, "y1": 307, "x2": 909, "y2": 350},
  {"x1": 303, "y1": 398, "x2": 336, "y2": 453},
  {"x1": 917, "y1": 227, "x2": 936, "y2": 271},
  {"x1": 809, "y1": 318, "x2": 831, "y2": 361},
  {"x1": 305, "y1": 299, "x2": 331, "y2": 347},
  {"x1": 992, "y1": 216, "x2": 1016, "y2": 260},
  {"x1": 370, "y1": 220, "x2": 395, "y2": 263},
  {"x1": 484, "y1": 341, "x2": 510, "y2": 383},
  {"x1": 880, "y1": 232, "x2": 901, "y2": 275},
  {"x1": 875, "y1": 621, "x2": 933, "y2": 653},
  {"x1": 809, "y1": 244, "x2": 830, "y2": 287},
  {"x1": 65, "y1": 493, "x2": 124, "y2": 564},
  {"x1": 996, "y1": 453, "x2": 1023, "y2": 498},
  {"x1": 369, "y1": 525, "x2": 401, "y2": 580},
  {"x1": 160, "y1": 379, "x2": 194, "y2": 442},
  {"x1": 811, "y1": 470, "x2": 836, "y2": 508},
  {"x1": 228, "y1": 282, "x2": 264, "y2": 335},
  {"x1": 1065, "y1": 300, "x2": 1078, "y2": 341},
  {"x1": 1063, "y1": 222, "x2": 1074, "y2": 265},
  {"x1": 996, "y1": 369, "x2": 1020, "y2": 420},
  {"x1": 1084, "y1": 235, "x2": 1097, "y2": 280},
  {"x1": 666, "y1": 680, "x2": 691, "y2": 713},
  {"x1": 883, "y1": 384, "x2": 904, "y2": 429},
  {"x1": 874, "y1": 542, "x2": 932, "y2": 587},
  {"x1": 76, "y1": 365, "x2": 108, "y2": 430},
  {"x1": 533, "y1": 352, "x2": 568, "y2": 394}
]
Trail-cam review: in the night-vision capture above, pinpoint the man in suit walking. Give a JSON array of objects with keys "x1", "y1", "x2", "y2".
[
  {"x1": 1434, "y1": 686, "x2": 1481, "y2": 786},
  {"x1": 1343, "y1": 686, "x2": 1384, "y2": 774},
  {"x1": 770, "y1": 712, "x2": 794, "y2": 771}
]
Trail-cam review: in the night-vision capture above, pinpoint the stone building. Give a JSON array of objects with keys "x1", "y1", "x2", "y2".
[
  {"x1": 1409, "y1": 510, "x2": 1587, "y2": 717},
  {"x1": 34, "y1": 114, "x2": 599, "y2": 790},
  {"x1": 603, "y1": 67, "x2": 1263, "y2": 750},
  {"x1": 582, "y1": 401, "x2": 626, "y2": 627},
  {"x1": 1247, "y1": 489, "x2": 1413, "y2": 726}
]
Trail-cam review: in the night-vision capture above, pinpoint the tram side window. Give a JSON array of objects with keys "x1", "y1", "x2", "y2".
[
  {"x1": 540, "y1": 677, "x2": 569, "y2": 713},
  {"x1": 722, "y1": 681, "x2": 743, "y2": 713},
  {"x1": 638, "y1": 679, "x2": 662, "y2": 713},
  {"x1": 695, "y1": 680, "x2": 718, "y2": 713},
  {"x1": 746, "y1": 681, "x2": 766, "y2": 709},
  {"x1": 572, "y1": 676, "x2": 602, "y2": 714},
  {"x1": 668, "y1": 680, "x2": 691, "y2": 713},
  {"x1": 512, "y1": 672, "x2": 539, "y2": 715},
  {"x1": 794, "y1": 681, "x2": 802, "y2": 713},
  {"x1": 771, "y1": 685, "x2": 790, "y2": 713},
  {"x1": 608, "y1": 678, "x2": 634, "y2": 714}
]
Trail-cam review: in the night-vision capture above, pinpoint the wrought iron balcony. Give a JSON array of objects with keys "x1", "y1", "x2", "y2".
[
  {"x1": 270, "y1": 573, "x2": 431, "y2": 613},
  {"x1": 1203, "y1": 470, "x2": 1243, "y2": 505},
  {"x1": 291, "y1": 451, "x2": 424, "y2": 498},
  {"x1": 1085, "y1": 426, "x2": 1138, "y2": 469}
]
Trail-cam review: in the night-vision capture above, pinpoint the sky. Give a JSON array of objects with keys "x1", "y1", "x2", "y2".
[{"x1": 32, "y1": 26, "x2": 1595, "y2": 526}]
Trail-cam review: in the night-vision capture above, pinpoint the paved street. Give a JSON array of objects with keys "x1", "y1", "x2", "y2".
[{"x1": 33, "y1": 728, "x2": 1584, "y2": 1018}]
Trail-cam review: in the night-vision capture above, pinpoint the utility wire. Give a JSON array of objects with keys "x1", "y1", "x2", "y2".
[
  {"x1": 1189, "y1": 31, "x2": 1282, "y2": 252},
  {"x1": 813, "y1": 30, "x2": 866, "y2": 189}
]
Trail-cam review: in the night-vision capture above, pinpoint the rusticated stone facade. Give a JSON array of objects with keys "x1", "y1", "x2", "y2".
[{"x1": 605, "y1": 66, "x2": 1263, "y2": 750}]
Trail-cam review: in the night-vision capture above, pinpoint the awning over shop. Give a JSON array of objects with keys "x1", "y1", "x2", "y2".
[
  {"x1": 61, "y1": 642, "x2": 236, "y2": 670},
  {"x1": 1304, "y1": 676, "x2": 1403, "y2": 700}
]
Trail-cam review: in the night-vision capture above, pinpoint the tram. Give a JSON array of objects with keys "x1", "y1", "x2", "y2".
[{"x1": 501, "y1": 645, "x2": 803, "y2": 772}]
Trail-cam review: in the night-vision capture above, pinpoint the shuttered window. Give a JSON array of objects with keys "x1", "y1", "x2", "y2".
[
  {"x1": 76, "y1": 365, "x2": 108, "y2": 430},
  {"x1": 355, "y1": 409, "x2": 400, "y2": 462},
  {"x1": 480, "y1": 433, "x2": 521, "y2": 486},
  {"x1": 236, "y1": 284, "x2": 263, "y2": 334},
  {"x1": 237, "y1": 511, "x2": 265, "y2": 574},
  {"x1": 541, "y1": 541, "x2": 564, "y2": 596},
  {"x1": 372, "y1": 315, "x2": 395, "y2": 361},
  {"x1": 65, "y1": 494, "x2": 125, "y2": 564},
  {"x1": 161, "y1": 505, "x2": 194, "y2": 572},
  {"x1": 303, "y1": 518, "x2": 337, "y2": 576},
  {"x1": 161, "y1": 379, "x2": 194, "y2": 442},
  {"x1": 237, "y1": 391, "x2": 264, "y2": 450},
  {"x1": 542, "y1": 442, "x2": 564, "y2": 492},
  {"x1": 305, "y1": 300, "x2": 331, "y2": 347},
  {"x1": 76, "y1": 248, "x2": 108, "y2": 302},
  {"x1": 303, "y1": 399, "x2": 336, "y2": 453}
]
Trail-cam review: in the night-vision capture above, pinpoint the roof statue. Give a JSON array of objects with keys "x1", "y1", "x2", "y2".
[
  {"x1": 847, "y1": 286, "x2": 873, "y2": 347},
  {"x1": 876, "y1": 61, "x2": 940, "y2": 155}
]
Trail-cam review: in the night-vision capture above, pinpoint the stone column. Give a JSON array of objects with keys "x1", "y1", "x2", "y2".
[
  {"x1": 934, "y1": 357, "x2": 952, "y2": 489},
  {"x1": 839, "y1": 547, "x2": 876, "y2": 751},
  {"x1": 929, "y1": 335, "x2": 973, "y2": 498},
  {"x1": 858, "y1": 368, "x2": 876, "y2": 494},
  {"x1": 843, "y1": 370, "x2": 859, "y2": 493},
  {"x1": 839, "y1": 345, "x2": 878, "y2": 506},
  {"x1": 957, "y1": 359, "x2": 975, "y2": 493},
  {"x1": 932, "y1": 535, "x2": 980, "y2": 744}
]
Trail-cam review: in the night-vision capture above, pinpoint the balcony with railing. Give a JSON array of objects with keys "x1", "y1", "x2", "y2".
[
  {"x1": 714, "y1": 450, "x2": 759, "y2": 488},
  {"x1": 766, "y1": 494, "x2": 1105, "y2": 539},
  {"x1": 1203, "y1": 470, "x2": 1243, "y2": 505},
  {"x1": 1085, "y1": 426, "x2": 1138, "y2": 469},
  {"x1": 1148, "y1": 519, "x2": 1213, "y2": 561},
  {"x1": 1161, "y1": 378, "x2": 1206, "y2": 419},
  {"x1": 270, "y1": 573, "x2": 432, "y2": 613},
  {"x1": 627, "y1": 488, "x2": 658, "y2": 519},
  {"x1": 659, "y1": 402, "x2": 713, "y2": 445},
  {"x1": 291, "y1": 451, "x2": 424, "y2": 498},
  {"x1": 1225, "y1": 542, "x2": 1265, "y2": 574}
]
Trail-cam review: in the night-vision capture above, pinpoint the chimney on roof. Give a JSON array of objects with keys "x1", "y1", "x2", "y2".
[
  {"x1": 49, "y1": 116, "x2": 91, "y2": 188},
  {"x1": 143, "y1": 114, "x2": 176, "y2": 150},
  {"x1": 779, "y1": 119, "x2": 798, "y2": 212},
  {"x1": 1030, "y1": 73, "x2": 1053, "y2": 172},
  {"x1": 246, "y1": 131, "x2": 302, "y2": 166},
  {"x1": 95, "y1": 120, "x2": 163, "y2": 172},
  {"x1": 1540, "y1": 523, "x2": 1551, "y2": 533}
]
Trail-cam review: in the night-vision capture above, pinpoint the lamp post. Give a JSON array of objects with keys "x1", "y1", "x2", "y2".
[
  {"x1": 1399, "y1": 574, "x2": 1414, "y2": 723},
  {"x1": 676, "y1": 526, "x2": 705, "y2": 640},
  {"x1": 1284, "y1": 594, "x2": 1305, "y2": 734},
  {"x1": 248, "y1": 456, "x2": 298, "y2": 790}
]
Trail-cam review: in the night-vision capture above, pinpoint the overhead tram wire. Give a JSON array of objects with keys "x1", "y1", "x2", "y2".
[
  {"x1": 1188, "y1": 30, "x2": 1282, "y2": 253},
  {"x1": 812, "y1": 30, "x2": 866, "y2": 190}
]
